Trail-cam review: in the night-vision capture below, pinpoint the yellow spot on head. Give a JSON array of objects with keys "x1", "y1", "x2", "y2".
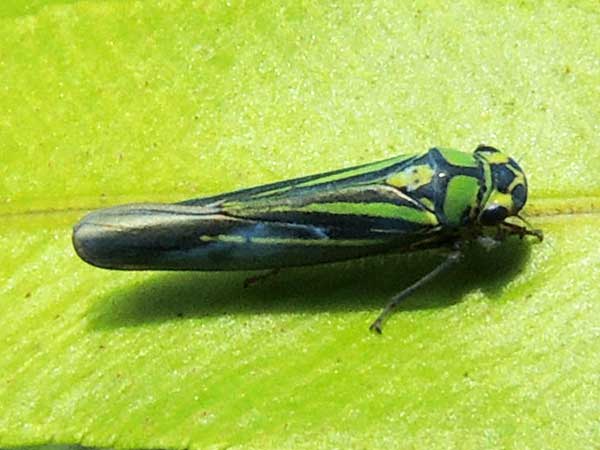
[
  {"x1": 487, "y1": 192, "x2": 514, "y2": 210},
  {"x1": 480, "y1": 151, "x2": 510, "y2": 165},
  {"x1": 505, "y1": 164, "x2": 526, "y2": 192}
]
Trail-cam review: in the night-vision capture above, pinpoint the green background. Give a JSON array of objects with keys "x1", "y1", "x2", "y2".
[{"x1": 1, "y1": 1, "x2": 599, "y2": 448}]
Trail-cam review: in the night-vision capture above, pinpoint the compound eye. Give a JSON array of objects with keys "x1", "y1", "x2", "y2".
[
  {"x1": 511, "y1": 184, "x2": 527, "y2": 212},
  {"x1": 479, "y1": 204, "x2": 509, "y2": 226}
]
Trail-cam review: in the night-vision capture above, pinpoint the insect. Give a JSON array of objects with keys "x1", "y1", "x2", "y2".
[{"x1": 73, "y1": 145, "x2": 542, "y2": 332}]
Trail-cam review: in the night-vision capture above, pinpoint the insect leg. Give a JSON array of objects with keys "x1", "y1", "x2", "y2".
[
  {"x1": 369, "y1": 250, "x2": 463, "y2": 334},
  {"x1": 500, "y1": 221, "x2": 544, "y2": 242}
]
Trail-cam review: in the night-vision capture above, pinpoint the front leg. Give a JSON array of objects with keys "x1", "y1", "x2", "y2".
[{"x1": 499, "y1": 221, "x2": 544, "y2": 242}]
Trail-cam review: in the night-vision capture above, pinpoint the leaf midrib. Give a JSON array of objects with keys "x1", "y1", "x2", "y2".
[{"x1": 1, "y1": 196, "x2": 599, "y2": 220}]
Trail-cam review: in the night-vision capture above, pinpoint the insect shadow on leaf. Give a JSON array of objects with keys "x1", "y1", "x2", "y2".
[{"x1": 86, "y1": 237, "x2": 532, "y2": 331}]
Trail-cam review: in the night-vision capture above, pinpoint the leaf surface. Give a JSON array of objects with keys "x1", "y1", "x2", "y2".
[{"x1": 1, "y1": 1, "x2": 599, "y2": 449}]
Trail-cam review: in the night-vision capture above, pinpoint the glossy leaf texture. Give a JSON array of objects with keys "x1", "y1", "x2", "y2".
[{"x1": 1, "y1": 1, "x2": 599, "y2": 449}]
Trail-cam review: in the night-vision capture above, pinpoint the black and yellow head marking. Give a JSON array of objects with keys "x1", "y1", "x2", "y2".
[{"x1": 474, "y1": 145, "x2": 528, "y2": 226}]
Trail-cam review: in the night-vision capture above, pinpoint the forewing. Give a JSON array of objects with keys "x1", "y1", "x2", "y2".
[
  {"x1": 179, "y1": 153, "x2": 415, "y2": 208},
  {"x1": 74, "y1": 153, "x2": 447, "y2": 270},
  {"x1": 167, "y1": 152, "x2": 444, "y2": 269},
  {"x1": 214, "y1": 153, "x2": 441, "y2": 240}
]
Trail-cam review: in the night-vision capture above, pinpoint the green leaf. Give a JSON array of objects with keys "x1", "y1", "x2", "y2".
[{"x1": 1, "y1": 1, "x2": 599, "y2": 449}]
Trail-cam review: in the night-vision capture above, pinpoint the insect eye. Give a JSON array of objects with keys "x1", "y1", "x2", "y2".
[
  {"x1": 479, "y1": 204, "x2": 509, "y2": 226},
  {"x1": 493, "y1": 165, "x2": 516, "y2": 193},
  {"x1": 511, "y1": 184, "x2": 527, "y2": 212}
]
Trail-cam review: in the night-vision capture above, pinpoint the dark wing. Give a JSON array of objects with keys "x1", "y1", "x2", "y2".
[
  {"x1": 174, "y1": 152, "x2": 445, "y2": 269},
  {"x1": 73, "y1": 153, "x2": 447, "y2": 270}
]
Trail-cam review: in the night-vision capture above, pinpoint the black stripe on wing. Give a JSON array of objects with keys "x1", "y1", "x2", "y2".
[
  {"x1": 219, "y1": 183, "x2": 439, "y2": 240},
  {"x1": 177, "y1": 153, "x2": 418, "y2": 207}
]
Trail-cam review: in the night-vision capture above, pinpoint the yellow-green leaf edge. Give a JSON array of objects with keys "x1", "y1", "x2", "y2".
[{"x1": 1, "y1": 1, "x2": 599, "y2": 449}]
